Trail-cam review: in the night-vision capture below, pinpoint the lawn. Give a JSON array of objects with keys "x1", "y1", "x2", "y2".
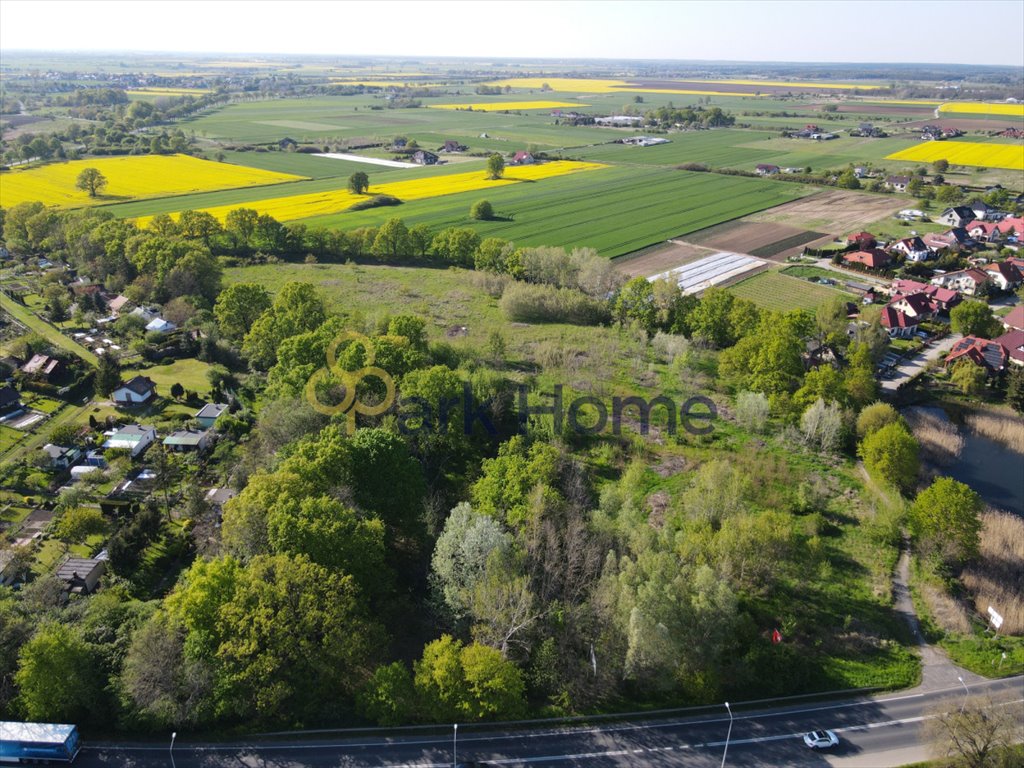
[
  {"x1": 0, "y1": 424, "x2": 26, "y2": 453},
  {"x1": 0, "y1": 296, "x2": 98, "y2": 366},
  {"x1": 728, "y1": 269, "x2": 853, "y2": 311},
  {"x1": 123, "y1": 358, "x2": 218, "y2": 397}
]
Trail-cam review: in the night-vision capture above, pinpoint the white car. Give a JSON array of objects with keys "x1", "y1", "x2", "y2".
[{"x1": 803, "y1": 730, "x2": 839, "y2": 749}]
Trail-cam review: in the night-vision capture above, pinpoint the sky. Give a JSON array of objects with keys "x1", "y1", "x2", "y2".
[{"x1": 1, "y1": 0, "x2": 1023, "y2": 67}]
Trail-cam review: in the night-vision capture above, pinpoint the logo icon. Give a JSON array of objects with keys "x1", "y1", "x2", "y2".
[{"x1": 304, "y1": 331, "x2": 395, "y2": 434}]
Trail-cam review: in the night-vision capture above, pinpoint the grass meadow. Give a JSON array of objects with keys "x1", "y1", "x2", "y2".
[{"x1": 728, "y1": 269, "x2": 854, "y2": 311}]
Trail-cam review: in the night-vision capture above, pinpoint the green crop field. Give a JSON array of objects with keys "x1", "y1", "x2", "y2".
[
  {"x1": 728, "y1": 269, "x2": 853, "y2": 311},
  {"x1": 187, "y1": 96, "x2": 618, "y2": 148},
  {"x1": 568, "y1": 129, "x2": 783, "y2": 167},
  {"x1": 296, "y1": 165, "x2": 807, "y2": 258}
]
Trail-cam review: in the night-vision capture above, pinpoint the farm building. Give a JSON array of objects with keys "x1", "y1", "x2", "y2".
[
  {"x1": 622, "y1": 136, "x2": 670, "y2": 147},
  {"x1": 411, "y1": 150, "x2": 439, "y2": 165},
  {"x1": 511, "y1": 151, "x2": 536, "y2": 165}
]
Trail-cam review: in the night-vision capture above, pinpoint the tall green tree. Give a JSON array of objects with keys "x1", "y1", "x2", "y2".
[
  {"x1": 348, "y1": 172, "x2": 370, "y2": 194},
  {"x1": 15, "y1": 622, "x2": 103, "y2": 722},
  {"x1": 486, "y1": 154, "x2": 505, "y2": 180},
  {"x1": 950, "y1": 300, "x2": 1000, "y2": 339},
  {"x1": 214, "y1": 282, "x2": 273, "y2": 341},
  {"x1": 858, "y1": 421, "x2": 920, "y2": 491},
  {"x1": 95, "y1": 352, "x2": 122, "y2": 396},
  {"x1": 75, "y1": 167, "x2": 108, "y2": 197},
  {"x1": 910, "y1": 477, "x2": 983, "y2": 563}
]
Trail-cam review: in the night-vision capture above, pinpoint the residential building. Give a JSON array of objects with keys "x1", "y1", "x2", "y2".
[
  {"x1": 56, "y1": 557, "x2": 105, "y2": 595},
  {"x1": 968, "y1": 199, "x2": 993, "y2": 221},
  {"x1": 938, "y1": 206, "x2": 976, "y2": 228},
  {"x1": 944, "y1": 336, "x2": 1007, "y2": 373},
  {"x1": 511, "y1": 151, "x2": 535, "y2": 165},
  {"x1": 886, "y1": 175, "x2": 911, "y2": 192},
  {"x1": 844, "y1": 248, "x2": 891, "y2": 269},
  {"x1": 931, "y1": 268, "x2": 990, "y2": 296},
  {"x1": 411, "y1": 150, "x2": 439, "y2": 165},
  {"x1": 194, "y1": 402, "x2": 229, "y2": 429},
  {"x1": 103, "y1": 424, "x2": 157, "y2": 458},
  {"x1": 1002, "y1": 305, "x2": 1024, "y2": 332},
  {"x1": 983, "y1": 261, "x2": 1023, "y2": 292},
  {"x1": 112, "y1": 375, "x2": 157, "y2": 406},
  {"x1": 880, "y1": 304, "x2": 923, "y2": 338},
  {"x1": 846, "y1": 232, "x2": 877, "y2": 249},
  {"x1": 993, "y1": 329, "x2": 1024, "y2": 367},
  {"x1": 889, "y1": 236, "x2": 930, "y2": 262},
  {"x1": 755, "y1": 163, "x2": 780, "y2": 175}
]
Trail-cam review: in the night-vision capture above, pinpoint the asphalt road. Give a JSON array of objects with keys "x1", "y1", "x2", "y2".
[{"x1": 78, "y1": 676, "x2": 1023, "y2": 768}]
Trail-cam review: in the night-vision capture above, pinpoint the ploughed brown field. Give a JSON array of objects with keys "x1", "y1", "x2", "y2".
[
  {"x1": 679, "y1": 220, "x2": 828, "y2": 260},
  {"x1": 612, "y1": 240, "x2": 714, "y2": 277},
  {"x1": 744, "y1": 188, "x2": 906, "y2": 233}
]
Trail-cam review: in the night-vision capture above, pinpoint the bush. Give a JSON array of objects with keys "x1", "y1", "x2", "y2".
[
  {"x1": 499, "y1": 282, "x2": 610, "y2": 325},
  {"x1": 347, "y1": 195, "x2": 402, "y2": 211},
  {"x1": 470, "y1": 199, "x2": 494, "y2": 220}
]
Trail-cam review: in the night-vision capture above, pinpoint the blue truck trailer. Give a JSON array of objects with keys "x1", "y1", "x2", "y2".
[{"x1": 0, "y1": 722, "x2": 80, "y2": 764}]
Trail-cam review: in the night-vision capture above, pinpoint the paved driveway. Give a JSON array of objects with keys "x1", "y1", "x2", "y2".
[{"x1": 879, "y1": 333, "x2": 962, "y2": 394}]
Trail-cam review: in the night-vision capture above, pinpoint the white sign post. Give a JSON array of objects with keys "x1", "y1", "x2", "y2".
[{"x1": 988, "y1": 605, "x2": 1003, "y2": 632}]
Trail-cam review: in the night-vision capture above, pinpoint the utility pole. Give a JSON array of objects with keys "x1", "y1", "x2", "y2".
[{"x1": 720, "y1": 702, "x2": 733, "y2": 768}]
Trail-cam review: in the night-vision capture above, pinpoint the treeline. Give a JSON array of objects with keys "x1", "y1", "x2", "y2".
[{"x1": 1, "y1": 92, "x2": 225, "y2": 165}]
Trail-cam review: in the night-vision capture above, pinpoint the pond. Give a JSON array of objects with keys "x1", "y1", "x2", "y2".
[{"x1": 909, "y1": 406, "x2": 1024, "y2": 515}]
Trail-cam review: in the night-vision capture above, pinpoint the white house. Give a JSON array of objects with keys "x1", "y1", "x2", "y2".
[
  {"x1": 112, "y1": 375, "x2": 157, "y2": 406},
  {"x1": 938, "y1": 206, "x2": 975, "y2": 228},
  {"x1": 103, "y1": 424, "x2": 157, "y2": 458}
]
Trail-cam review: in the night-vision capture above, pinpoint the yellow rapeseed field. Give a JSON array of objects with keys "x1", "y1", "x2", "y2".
[
  {"x1": 0, "y1": 155, "x2": 305, "y2": 209},
  {"x1": 886, "y1": 141, "x2": 1024, "y2": 171},
  {"x1": 483, "y1": 78, "x2": 756, "y2": 96},
  {"x1": 430, "y1": 101, "x2": 590, "y2": 112},
  {"x1": 126, "y1": 86, "x2": 214, "y2": 95},
  {"x1": 701, "y1": 78, "x2": 887, "y2": 90},
  {"x1": 938, "y1": 102, "x2": 1024, "y2": 117},
  {"x1": 134, "y1": 160, "x2": 607, "y2": 226}
]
